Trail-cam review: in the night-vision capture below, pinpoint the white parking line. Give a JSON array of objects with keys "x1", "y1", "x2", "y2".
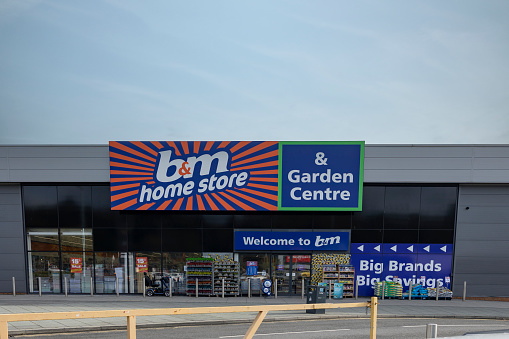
[
  {"x1": 403, "y1": 325, "x2": 509, "y2": 328},
  {"x1": 219, "y1": 328, "x2": 350, "y2": 338}
]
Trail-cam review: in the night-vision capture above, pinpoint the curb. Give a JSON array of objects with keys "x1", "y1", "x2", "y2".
[{"x1": 8, "y1": 314, "x2": 509, "y2": 336}]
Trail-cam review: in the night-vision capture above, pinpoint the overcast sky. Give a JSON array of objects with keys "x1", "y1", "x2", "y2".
[{"x1": 1, "y1": 0, "x2": 508, "y2": 145}]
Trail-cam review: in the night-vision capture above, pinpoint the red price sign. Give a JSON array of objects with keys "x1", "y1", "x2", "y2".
[
  {"x1": 136, "y1": 257, "x2": 148, "y2": 272},
  {"x1": 71, "y1": 258, "x2": 82, "y2": 273}
]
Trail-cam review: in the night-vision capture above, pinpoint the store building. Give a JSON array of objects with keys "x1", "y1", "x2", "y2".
[{"x1": 0, "y1": 142, "x2": 508, "y2": 297}]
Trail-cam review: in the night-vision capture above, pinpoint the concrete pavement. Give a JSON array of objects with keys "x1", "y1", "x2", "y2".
[{"x1": 1, "y1": 294, "x2": 509, "y2": 336}]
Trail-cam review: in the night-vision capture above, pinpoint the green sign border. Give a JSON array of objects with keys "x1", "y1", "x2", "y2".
[{"x1": 277, "y1": 141, "x2": 364, "y2": 211}]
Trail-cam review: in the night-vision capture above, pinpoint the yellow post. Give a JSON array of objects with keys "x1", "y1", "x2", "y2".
[
  {"x1": 370, "y1": 297, "x2": 378, "y2": 339},
  {"x1": 244, "y1": 310, "x2": 268, "y2": 339},
  {"x1": 127, "y1": 315, "x2": 136, "y2": 339},
  {"x1": 0, "y1": 321, "x2": 8, "y2": 339}
]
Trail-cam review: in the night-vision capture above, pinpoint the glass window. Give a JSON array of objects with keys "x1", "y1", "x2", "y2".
[
  {"x1": 94, "y1": 252, "x2": 128, "y2": 294},
  {"x1": 28, "y1": 251, "x2": 60, "y2": 293},
  {"x1": 351, "y1": 230, "x2": 383, "y2": 243},
  {"x1": 130, "y1": 252, "x2": 161, "y2": 293},
  {"x1": 162, "y1": 229, "x2": 202, "y2": 252},
  {"x1": 383, "y1": 230, "x2": 418, "y2": 243},
  {"x1": 202, "y1": 214, "x2": 233, "y2": 228},
  {"x1": 127, "y1": 228, "x2": 161, "y2": 251},
  {"x1": 163, "y1": 252, "x2": 202, "y2": 295},
  {"x1": 93, "y1": 228, "x2": 128, "y2": 251},
  {"x1": 272, "y1": 213, "x2": 313, "y2": 229},
  {"x1": 420, "y1": 187, "x2": 457, "y2": 230},
  {"x1": 58, "y1": 186, "x2": 92, "y2": 228},
  {"x1": 27, "y1": 228, "x2": 59, "y2": 251},
  {"x1": 61, "y1": 251, "x2": 93, "y2": 293},
  {"x1": 162, "y1": 214, "x2": 201, "y2": 228},
  {"x1": 203, "y1": 229, "x2": 233, "y2": 252},
  {"x1": 313, "y1": 213, "x2": 351, "y2": 229},
  {"x1": 352, "y1": 186, "x2": 385, "y2": 229},
  {"x1": 23, "y1": 186, "x2": 58, "y2": 228},
  {"x1": 60, "y1": 228, "x2": 93, "y2": 251},
  {"x1": 418, "y1": 230, "x2": 454, "y2": 244},
  {"x1": 234, "y1": 214, "x2": 271, "y2": 229},
  {"x1": 384, "y1": 187, "x2": 420, "y2": 229},
  {"x1": 92, "y1": 186, "x2": 125, "y2": 228},
  {"x1": 126, "y1": 213, "x2": 161, "y2": 228}
]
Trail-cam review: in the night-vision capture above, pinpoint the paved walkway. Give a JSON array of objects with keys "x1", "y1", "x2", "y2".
[{"x1": 1, "y1": 294, "x2": 509, "y2": 335}]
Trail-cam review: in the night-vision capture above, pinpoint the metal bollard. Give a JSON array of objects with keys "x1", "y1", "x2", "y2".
[
  {"x1": 169, "y1": 278, "x2": 172, "y2": 298},
  {"x1": 426, "y1": 323, "x2": 438, "y2": 338},
  {"x1": 329, "y1": 282, "x2": 332, "y2": 300},
  {"x1": 248, "y1": 278, "x2": 251, "y2": 298},
  {"x1": 408, "y1": 282, "x2": 412, "y2": 301},
  {"x1": 91, "y1": 277, "x2": 93, "y2": 297},
  {"x1": 143, "y1": 279, "x2": 146, "y2": 298},
  {"x1": 463, "y1": 281, "x2": 467, "y2": 301},
  {"x1": 301, "y1": 279, "x2": 305, "y2": 299},
  {"x1": 196, "y1": 278, "x2": 199, "y2": 297},
  {"x1": 355, "y1": 279, "x2": 359, "y2": 300},
  {"x1": 382, "y1": 281, "x2": 385, "y2": 300},
  {"x1": 12, "y1": 277, "x2": 15, "y2": 296},
  {"x1": 436, "y1": 282, "x2": 439, "y2": 301},
  {"x1": 64, "y1": 277, "x2": 68, "y2": 297},
  {"x1": 116, "y1": 277, "x2": 119, "y2": 296},
  {"x1": 275, "y1": 279, "x2": 278, "y2": 299},
  {"x1": 38, "y1": 277, "x2": 42, "y2": 296}
]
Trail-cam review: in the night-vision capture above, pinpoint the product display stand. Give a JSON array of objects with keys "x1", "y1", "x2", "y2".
[
  {"x1": 213, "y1": 258, "x2": 240, "y2": 296},
  {"x1": 322, "y1": 264, "x2": 355, "y2": 298},
  {"x1": 186, "y1": 258, "x2": 213, "y2": 296}
]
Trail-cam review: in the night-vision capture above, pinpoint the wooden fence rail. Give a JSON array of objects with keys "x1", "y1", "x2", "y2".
[{"x1": 0, "y1": 297, "x2": 378, "y2": 339}]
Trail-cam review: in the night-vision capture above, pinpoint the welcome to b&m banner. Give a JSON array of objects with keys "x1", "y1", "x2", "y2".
[{"x1": 109, "y1": 141, "x2": 364, "y2": 211}]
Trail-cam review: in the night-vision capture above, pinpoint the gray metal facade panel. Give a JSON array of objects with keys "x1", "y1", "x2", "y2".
[
  {"x1": 454, "y1": 257, "x2": 509, "y2": 274},
  {"x1": 454, "y1": 240, "x2": 509, "y2": 257},
  {"x1": 364, "y1": 169, "x2": 472, "y2": 183},
  {"x1": 7, "y1": 146, "x2": 109, "y2": 158},
  {"x1": 0, "y1": 144, "x2": 508, "y2": 183},
  {"x1": 455, "y1": 224, "x2": 509, "y2": 241},
  {"x1": 9, "y1": 169, "x2": 110, "y2": 182},
  {"x1": 365, "y1": 146, "x2": 474, "y2": 158},
  {"x1": 365, "y1": 157, "x2": 472, "y2": 170},
  {"x1": 8, "y1": 157, "x2": 110, "y2": 170},
  {"x1": 0, "y1": 184, "x2": 26, "y2": 293},
  {"x1": 453, "y1": 185, "x2": 509, "y2": 298}
]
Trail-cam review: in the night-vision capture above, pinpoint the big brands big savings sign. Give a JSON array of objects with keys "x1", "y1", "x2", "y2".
[{"x1": 109, "y1": 141, "x2": 364, "y2": 211}]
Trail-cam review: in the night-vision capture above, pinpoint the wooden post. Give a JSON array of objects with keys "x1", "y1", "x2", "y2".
[
  {"x1": 370, "y1": 296, "x2": 378, "y2": 339},
  {"x1": 127, "y1": 315, "x2": 136, "y2": 339},
  {"x1": 0, "y1": 321, "x2": 8, "y2": 339},
  {"x1": 244, "y1": 310, "x2": 268, "y2": 339}
]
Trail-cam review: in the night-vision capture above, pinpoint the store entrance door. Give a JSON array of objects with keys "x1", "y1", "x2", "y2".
[{"x1": 272, "y1": 254, "x2": 311, "y2": 296}]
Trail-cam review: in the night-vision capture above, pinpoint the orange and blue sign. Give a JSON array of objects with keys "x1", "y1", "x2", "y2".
[{"x1": 109, "y1": 141, "x2": 364, "y2": 211}]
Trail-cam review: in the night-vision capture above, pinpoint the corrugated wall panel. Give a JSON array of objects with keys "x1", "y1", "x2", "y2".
[
  {"x1": 0, "y1": 184, "x2": 25, "y2": 293},
  {"x1": 1, "y1": 144, "x2": 509, "y2": 183},
  {"x1": 453, "y1": 184, "x2": 509, "y2": 297}
]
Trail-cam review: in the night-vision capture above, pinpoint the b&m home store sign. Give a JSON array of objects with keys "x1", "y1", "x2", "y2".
[{"x1": 109, "y1": 141, "x2": 364, "y2": 211}]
